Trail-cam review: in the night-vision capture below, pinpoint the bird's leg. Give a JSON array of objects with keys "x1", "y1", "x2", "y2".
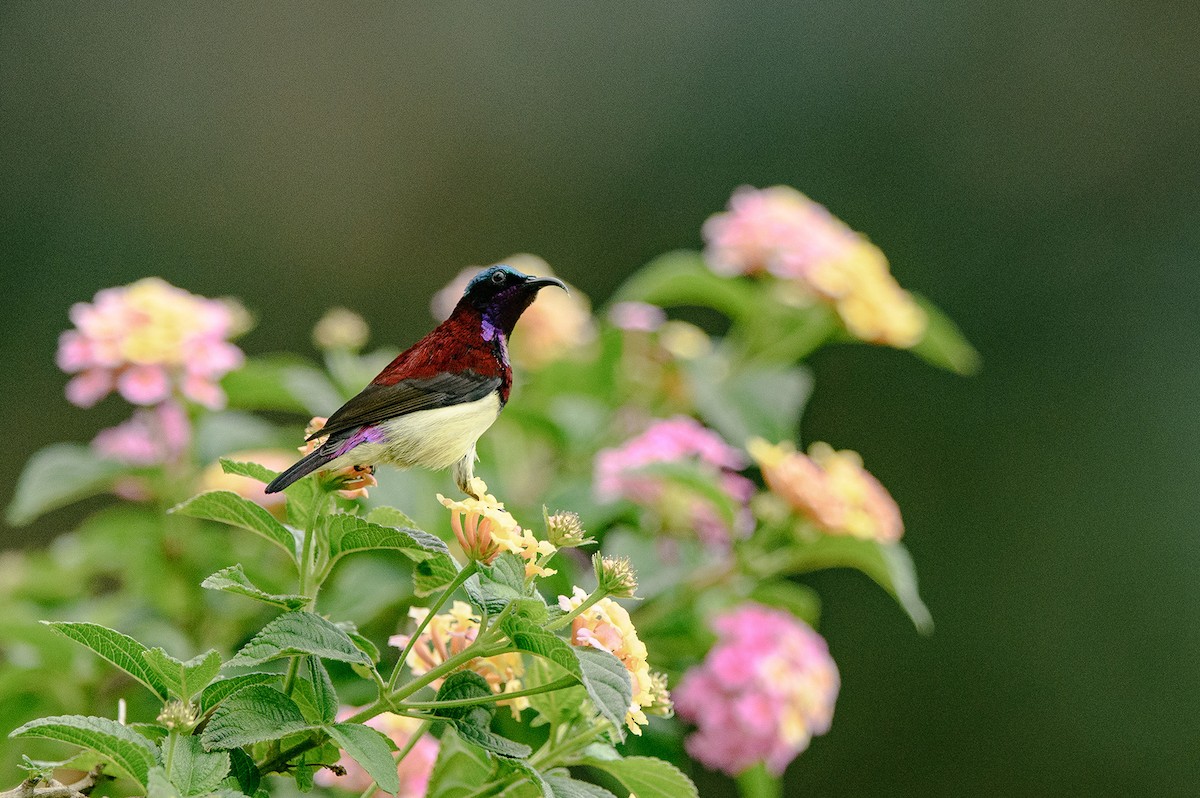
[{"x1": 453, "y1": 447, "x2": 482, "y2": 498}]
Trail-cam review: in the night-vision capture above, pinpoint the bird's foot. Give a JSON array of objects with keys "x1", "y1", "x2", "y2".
[{"x1": 458, "y1": 476, "x2": 490, "y2": 500}]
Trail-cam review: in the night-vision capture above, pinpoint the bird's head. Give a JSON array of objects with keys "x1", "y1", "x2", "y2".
[{"x1": 459, "y1": 264, "x2": 567, "y2": 339}]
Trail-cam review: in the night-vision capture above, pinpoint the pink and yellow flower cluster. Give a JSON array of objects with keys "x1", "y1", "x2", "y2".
[
  {"x1": 702, "y1": 185, "x2": 926, "y2": 348},
  {"x1": 57, "y1": 277, "x2": 244, "y2": 409},
  {"x1": 389, "y1": 601, "x2": 530, "y2": 716},
  {"x1": 749, "y1": 437, "x2": 903, "y2": 543},
  {"x1": 437, "y1": 486, "x2": 556, "y2": 578},
  {"x1": 595, "y1": 416, "x2": 754, "y2": 547},
  {"x1": 674, "y1": 603, "x2": 839, "y2": 776},
  {"x1": 557, "y1": 587, "x2": 671, "y2": 734}
]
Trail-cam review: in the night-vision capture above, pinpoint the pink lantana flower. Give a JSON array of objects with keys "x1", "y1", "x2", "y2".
[
  {"x1": 314, "y1": 709, "x2": 438, "y2": 798},
  {"x1": 92, "y1": 402, "x2": 191, "y2": 466},
  {"x1": 674, "y1": 603, "x2": 839, "y2": 777},
  {"x1": 594, "y1": 417, "x2": 754, "y2": 547},
  {"x1": 702, "y1": 186, "x2": 926, "y2": 348},
  {"x1": 57, "y1": 278, "x2": 245, "y2": 409}
]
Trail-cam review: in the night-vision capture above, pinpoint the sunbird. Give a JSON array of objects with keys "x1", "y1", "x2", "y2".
[{"x1": 265, "y1": 264, "x2": 565, "y2": 497}]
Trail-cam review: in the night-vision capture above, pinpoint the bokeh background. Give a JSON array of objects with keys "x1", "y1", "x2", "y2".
[{"x1": 3, "y1": 2, "x2": 1198, "y2": 795}]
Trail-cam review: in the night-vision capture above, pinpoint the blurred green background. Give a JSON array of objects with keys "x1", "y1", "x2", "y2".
[{"x1": 2, "y1": 2, "x2": 1197, "y2": 794}]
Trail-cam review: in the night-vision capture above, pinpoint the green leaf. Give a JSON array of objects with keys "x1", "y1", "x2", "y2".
[
  {"x1": 9, "y1": 715, "x2": 159, "y2": 786},
  {"x1": 581, "y1": 757, "x2": 699, "y2": 798},
  {"x1": 200, "y1": 685, "x2": 314, "y2": 750},
  {"x1": 573, "y1": 648, "x2": 634, "y2": 741},
  {"x1": 227, "y1": 611, "x2": 371, "y2": 667},
  {"x1": 346, "y1": 630, "x2": 381, "y2": 664},
  {"x1": 171, "y1": 491, "x2": 300, "y2": 561},
  {"x1": 909, "y1": 294, "x2": 981, "y2": 375},
  {"x1": 222, "y1": 749, "x2": 261, "y2": 796},
  {"x1": 129, "y1": 724, "x2": 169, "y2": 744},
  {"x1": 687, "y1": 356, "x2": 811, "y2": 444},
  {"x1": 612, "y1": 250, "x2": 757, "y2": 323},
  {"x1": 166, "y1": 737, "x2": 230, "y2": 797},
  {"x1": 44, "y1": 621, "x2": 168, "y2": 700},
  {"x1": 325, "y1": 723, "x2": 401, "y2": 796},
  {"x1": 544, "y1": 774, "x2": 618, "y2": 798},
  {"x1": 143, "y1": 648, "x2": 223, "y2": 703},
  {"x1": 366, "y1": 505, "x2": 420, "y2": 529},
  {"x1": 221, "y1": 355, "x2": 336, "y2": 414},
  {"x1": 148, "y1": 767, "x2": 183, "y2": 798},
  {"x1": 414, "y1": 556, "x2": 463, "y2": 598},
  {"x1": 327, "y1": 513, "x2": 452, "y2": 564},
  {"x1": 467, "y1": 552, "x2": 538, "y2": 615},
  {"x1": 219, "y1": 459, "x2": 280, "y2": 484},
  {"x1": 425, "y1": 727, "x2": 493, "y2": 798},
  {"x1": 6, "y1": 443, "x2": 124, "y2": 526},
  {"x1": 501, "y1": 617, "x2": 631, "y2": 739},
  {"x1": 198, "y1": 673, "x2": 280, "y2": 713},
  {"x1": 430, "y1": 672, "x2": 531, "y2": 759},
  {"x1": 787, "y1": 535, "x2": 933, "y2": 633},
  {"x1": 749, "y1": 580, "x2": 821, "y2": 626},
  {"x1": 202, "y1": 564, "x2": 309, "y2": 610},
  {"x1": 293, "y1": 658, "x2": 338, "y2": 725}
]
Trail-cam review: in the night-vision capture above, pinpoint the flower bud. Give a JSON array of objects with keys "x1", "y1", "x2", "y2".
[
  {"x1": 545, "y1": 510, "x2": 594, "y2": 548},
  {"x1": 157, "y1": 700, "x2": 199, "y2": 731},
  {"x1": 593, "y1": 553, "x2": 638, "y2": 599},
  {"x1": 646, "y1": 671, "x2": 675, "y2": 718},
  {"x1": 313, "y1": 307, "x2": 370, "y2": 352}
]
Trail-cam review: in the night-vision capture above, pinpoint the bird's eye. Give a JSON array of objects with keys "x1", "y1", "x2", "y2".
[{"x1": 491, "y1": 271, "x2": 506, "y2": 285}]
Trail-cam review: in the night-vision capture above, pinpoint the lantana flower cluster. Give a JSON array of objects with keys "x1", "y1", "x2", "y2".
[
  {"x1": 57, "y1": 277, "x2": 244, "y2": 409},
  {"x1": 389, "y1": 601, "x2": 530, "y2": 716},
  {"x1": 674, "y1": 604, "x2": 839, "y2": 776},
  {"x1": 595, "y1": 416, "x2": 754, "y2": 547},
  {"x1": 749, "y1": 437, "x2": 903, "y2": 543},
  {"x1": 702, "y1": 185, "x2": 926, "y2": 347},
  {"x1": 557, "y1": 587, "x2": 672, "y2": 734},
  {"x1": 437, "y1": 487, "x2": 557, "y2": 577}
]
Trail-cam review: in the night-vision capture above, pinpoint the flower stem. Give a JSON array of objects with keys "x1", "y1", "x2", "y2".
[
  {"x1": 545, "y1": 588, "x2": 607, "y2": 632},
  {"x1": 387, "y1": 562, "x2": 477, "y2": 691},
  {"x1": 297, "y1": 491, "x2": 328, "y2": 601},
  {"x1": 399, "y1": 675, "x2": 578, "y2": 711}
]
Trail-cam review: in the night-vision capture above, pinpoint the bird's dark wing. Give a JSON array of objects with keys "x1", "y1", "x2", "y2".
[{"x1": 312, "y1": 371, "x2": 501, "y2": 441}]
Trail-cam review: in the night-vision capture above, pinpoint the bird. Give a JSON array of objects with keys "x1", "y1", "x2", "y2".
[{"x1": 264, "y1": 264, "x2": 566, "y2": 497}]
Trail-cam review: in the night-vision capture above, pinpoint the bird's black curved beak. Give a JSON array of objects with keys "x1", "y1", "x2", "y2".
[{"x1": 524, "y1": 275, "x2": 569, "y2": 294}]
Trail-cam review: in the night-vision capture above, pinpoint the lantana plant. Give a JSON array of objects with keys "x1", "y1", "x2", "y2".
[{"x1": 2, "y1": 186, "x2": 975, "y2": 798}]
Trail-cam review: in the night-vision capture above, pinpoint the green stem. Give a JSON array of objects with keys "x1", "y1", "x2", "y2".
[
  {"x1": 399, "y1": 675, "x2": 578, "y2": 711},
  {"x1": 736, "y1": 764, "x2": 782, "y2": 798},
  {"x1": 545, "y1": 588, "x2": 607, "y2": 632},
  {"x1": 530, "y1": 720, "x2": 609, "y2": 769},
  {"x1": 163, "y1": 731, "x2": 179, "y2": 778},
  {"x1": 387, "y1": 563, "x2": 478, "y2": 691},
  {"x1": 281, "y1": 656, "x2": 303, "y2": 697},
  {"x1": 298, "y1": 492, "x2": 328, "y2": 601}
]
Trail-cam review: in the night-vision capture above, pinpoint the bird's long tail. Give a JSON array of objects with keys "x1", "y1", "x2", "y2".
[{"x1": 264, "y1": 446, "x2": 339, "y2": 494}]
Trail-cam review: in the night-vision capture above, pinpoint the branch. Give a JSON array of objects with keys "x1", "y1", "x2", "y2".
[{"x1": 0, "y1": 766, "x2": 107, "y2": 798}]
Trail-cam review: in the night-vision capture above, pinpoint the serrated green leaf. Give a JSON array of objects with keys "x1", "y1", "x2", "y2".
[
  {"x1": 414, "y1": 555, "x2": 462, "y2": 597},
  {"x1": 9, "y1": 715, "x2": 158, "y2": 786},
  {"x1": 785, "y1": 535, "x2": 933, "y2": 633},
  {"x1": 129, "y1": 724, "x2": 169, "y2": 744},
  {"x1": 466, "y1": 552, "x2": 536, "y2": 615},
  {"x1": 327, "y1": 513, "x2": 452, "y2": 564},
  {"x1": 573, "y1": 648, "x2": 633, "y2": 742},
  {"x1": 200, "y1": 686, "x2": 314, "y2": 750},
  {"x1": 544, "y1": 774, "x2": 617, "y2": 798},
  {"x1": 198, "y1": 673, "x2": 280, "y2": 713},
  {"x1": 222, "y1": 749, "x2": 261, "y2": 796},
  {"x1": 580, "y1": 757, "x2": 698, "y2": 798},
  {"x1": 284, "y1": 476, "x2": 323, "y2": 530},
  {"x1": 165, "y1": 737, "x2": 230, "y2": 797},
  {"x1": 143, "y1": 648, "x2": 222, "y2": 703},
  {"x1": 365, "y1": 505, "x2": 419, "y2": 529},
  {"x1": 227, "y1": 611, "x2": 371, "y2": 667},
  {"x1": 346, "y1": 630, "x2": 381, "y2": 664},
  {"x1": 909, "y1": 294, "x2": 981, "y2": 375},
  {"x1": 325, "y1": 723, "x2": 400, "y2": 796},
  {"x1": 430, "y1": 672, "x2": 530, "y2": 759},
  {"x1": 45, "y1": 621, "x2": 168, "y2": 700},
  {"x1": 6, "y1": 443, "x2": 124, "y2": 526},
  {"x1": 218, "y1": 459, "x2": 280, "y2": 484},
  {"x1": 171, "y1": 491, "x2": 300, "y2": 561},
  {"x1": 149, "y1": 767, "x2": 183, "y2": 798},
  {"x1": 293, "y1": 658, "x2": 338, "y2": 725},
  {"x1": 425, "y1": 727, "x2": 493, "y2": 798},
  {"x1": 500, "y1": 617, "x2": 629, "y2": 740},
  {"x1": 447, "y1": 720, "x2": 531, "y2": 759},
  {"x1": 202, "y1": 564, "x2": 309, "y2": 610}
]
